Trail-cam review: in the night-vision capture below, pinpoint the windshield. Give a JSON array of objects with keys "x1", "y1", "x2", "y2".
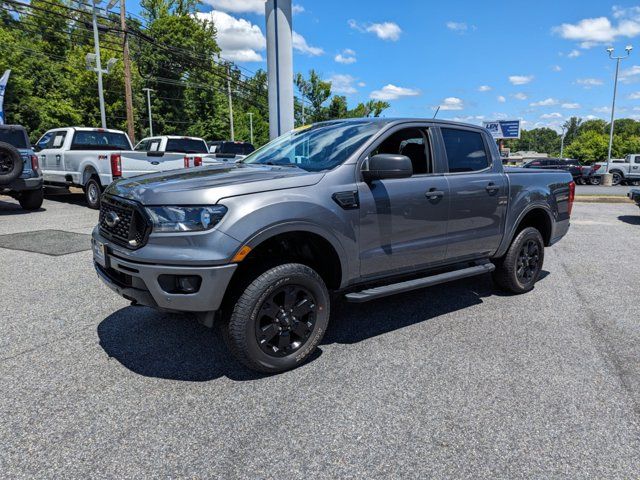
[
  {"x1": 220, "y1": 142, "x2": 255, "y2": 155},
  {"x1": 70, "y1": 131, "x2": 131, "y2": 150},
  {"x1": 0, "y1": 129, "x2": 28, "y2": 148},
  {"x1": 241, "y1": 120, "x2": 382, "y2": 172},
  {"x1": 166, "y1": 138, "x2": 208, "y2": 154}
]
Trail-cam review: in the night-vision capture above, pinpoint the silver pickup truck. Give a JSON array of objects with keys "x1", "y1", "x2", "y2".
[
  {"x1": 92, "y1": 118, "x2": 574, "y2": 373},
  {"x1": 36, "y1": 127, "x2": 217, "y2": 208},
  {"x1": 590, "y1": 155, "x2": 640, "y2": 185}
]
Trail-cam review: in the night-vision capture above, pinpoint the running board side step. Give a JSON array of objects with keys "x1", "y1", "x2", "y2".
[{"x1": 344, "y1": 262, "x2": 495, "y2": 303}]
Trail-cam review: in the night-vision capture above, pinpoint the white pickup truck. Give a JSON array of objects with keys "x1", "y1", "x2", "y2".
[
  {"x1": 590, "y1": 155, "x2": 640, "y2": 186},
  {"x1": 35, "y1": 127, "x2": 217, "y2": 208}
]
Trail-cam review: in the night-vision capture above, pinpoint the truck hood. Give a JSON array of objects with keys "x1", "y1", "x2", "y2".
[{"x1": 105, "y1": 163, "x2": 325, "y2": 205}]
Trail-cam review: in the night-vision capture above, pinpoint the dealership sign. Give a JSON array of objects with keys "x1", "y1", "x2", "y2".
[{"x1": 482, "y1": 120, "x2": 520, "y2": 139}]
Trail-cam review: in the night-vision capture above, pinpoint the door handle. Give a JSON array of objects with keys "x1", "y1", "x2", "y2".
[
  {"x1": 425, "y1": 188, "x2": 445, "y2": 200},
  {"x1": 486, "y1": 183, "x2": 499, "y2": 195}
]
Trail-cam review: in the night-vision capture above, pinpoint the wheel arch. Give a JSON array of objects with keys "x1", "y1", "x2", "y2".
[{"x1": 496, "y1": 205, "x2": 554, "y2": 258}]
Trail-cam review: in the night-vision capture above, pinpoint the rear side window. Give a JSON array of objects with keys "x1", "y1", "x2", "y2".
[
  {"x1": 71, "y1": 131, "x2": 131, "y2": 150},
  {"x1": 221, "y1": 142, "x2": 255, "y2": 155},
  {"x1": 135, "y1": 140, "x2": 148, "y2": 151},
  {"x1": 166, "y1": 138, "x2": 208, "y2": 153},
  {"x1": 0, "y1": 129, "x2": 28, "y2": 148},
  {"x1": 441, "y1": 128, "x2": 490, "y2": 173}
]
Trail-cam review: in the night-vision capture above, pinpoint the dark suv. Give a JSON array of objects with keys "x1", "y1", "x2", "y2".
[
  {"x1": 522, "y1": 158, "x2": 586, "y2": 183},
  {"x1": 0, "y1": 125, "x2": 43, "y2": 210}
]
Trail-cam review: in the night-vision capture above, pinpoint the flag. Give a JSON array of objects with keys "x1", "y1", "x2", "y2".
[{"x1": 0, "y1": 70, "x2": 11, "y2": 125}]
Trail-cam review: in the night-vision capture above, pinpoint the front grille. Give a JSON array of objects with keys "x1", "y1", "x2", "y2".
[{"x1": 99, "y1": 195, "x2": 150, "y2": 249}]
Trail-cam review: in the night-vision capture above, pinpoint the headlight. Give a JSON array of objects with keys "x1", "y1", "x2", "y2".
[{"x1": 145, "y1": 205, "x2": 227, "y2": 233}]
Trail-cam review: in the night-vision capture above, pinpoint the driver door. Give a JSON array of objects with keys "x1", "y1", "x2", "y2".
[{"x1": 357, "y1": 124, "x2": 449, "y2": 278}]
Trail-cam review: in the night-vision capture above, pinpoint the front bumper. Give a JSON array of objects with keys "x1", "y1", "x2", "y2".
[{"x1": 92, "y1": 237, "x2": 237, "y2": 312}]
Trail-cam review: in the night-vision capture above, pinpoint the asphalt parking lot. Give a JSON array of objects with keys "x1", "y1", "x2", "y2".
[{"x1": 1, "y1": 192, "x2": 640, "y2": 478}]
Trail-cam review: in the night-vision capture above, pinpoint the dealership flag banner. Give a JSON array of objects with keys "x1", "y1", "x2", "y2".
[{"x1": 0, "y1": 70, "x2": 10, "y2": 125}]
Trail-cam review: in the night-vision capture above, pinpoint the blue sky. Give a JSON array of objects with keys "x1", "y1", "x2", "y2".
[{"x1": 128, "y1": 0, "x2": 640, "y2": 131}]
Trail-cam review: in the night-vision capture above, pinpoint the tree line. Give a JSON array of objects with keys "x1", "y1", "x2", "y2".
[
  {"x1": 0, "y1": 0, "x2": 390, "y2": 147},
  {"x1": 504, "y1": 117, "x2": 640, "y2": 163}
]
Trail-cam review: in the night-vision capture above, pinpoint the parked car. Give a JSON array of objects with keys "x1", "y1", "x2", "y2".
[
  {"x1": 207, "y1": 140, "x2": 255, "y2": 162},
  {"x1": 522, "y1": 157, "x2": 588, "y2": 184},
  {"x1": 35, "y1": 127, "x2": 212, "y2": 209},
  {"x1": 589, "y1": 156, "x2": 640, "y2": 185},
  {"x1": 135, "y1": 135, "x2": 213, "y2": 160},
  {"x1": 92, "y1": 118, "x2": 573, "y2": 373},
  {"x1": 0, "y1": 124, "x2": 43, "y2": 210},
  {"x1": 629, "y1": 188, "x2": 640, "y2": 208}
]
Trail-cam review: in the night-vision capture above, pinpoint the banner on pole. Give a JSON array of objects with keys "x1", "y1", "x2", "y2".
[{"x1": 0, "y1": 70, "x2": 10, "y2": 125}]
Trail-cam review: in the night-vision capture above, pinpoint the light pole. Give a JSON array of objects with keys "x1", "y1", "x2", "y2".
[
  {"x1": 143, "y1": 88, "x2": 154, "y2": 136},
  {"x1": 560, "y1": 126, "x2": 566, "y2": 158},
  {"x1": 606, "y1": 45, "x2": 632, "y2": 171},
  {"x1": 226, "y1": 64, "x2": 235, "y2": 141},
  {"x1": 247, "y1": 112, "x2": 254, "y2": 145}
]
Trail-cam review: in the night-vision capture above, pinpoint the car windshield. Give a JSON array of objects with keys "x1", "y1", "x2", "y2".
[
  {"x1": 0, "y1": 129, "x2": 28, "y2": 148},
  {"x1": 166, "y1": 138, "x2": 209, "y2": 154},
  {"x1": 241, "y1": 120, "x2": 382, "y2": 172},
  {"x1": 71, "y1": 131, "x2": 131, "y2": 150}
]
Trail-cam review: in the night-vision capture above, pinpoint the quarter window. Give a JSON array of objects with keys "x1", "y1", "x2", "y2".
[{"x1": 441, "y1": 128, "x2": 490, "y2": 173}]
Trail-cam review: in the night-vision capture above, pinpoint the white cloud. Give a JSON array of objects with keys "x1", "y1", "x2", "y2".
[
  {"x1": 198, "y1": 11, "x2": 265, "y2": 62},
  {"x1": 553, "y1": 7, "x2": 640, "y2": 48},
  {"x1": 446, "y1": 21, "x2": 473, "y2": 33},
  {"x1": 328, "y1": 74, "x2": 357, "y2": 95},
  {"x1": 629, "y1": 91, "x2": 640, "y2": 99},
  {"x1": 512, "y1": 92, "x2": 528, "y2": 100},
  {"x1": 540, "y1": 112, "x2": 563, "y2": 119},
  {"x1": 292, "y1": 31, "x2": 323, "y2": 56},
  {"x1": 497, "y1": 95, "x2": 506, "y2": 103},
  {"x1": 577, "y1": 78, "x2": 604, "y2": 88},
  {"x1": 594, "y1": 106, "x2": 611, "y2": 113},
  {"x1": 478, "y1": 85, "x2": 492, "y2": 92},
  {"x1": 357, "y1": 81, "x2": 366, "y2": 87},
  {"x1": 369, "y1": 84, "x2": 419, "y2": 100},
  {"x1": 292, "y1": 4, "x2": 304, "y2": 14},
  {"x1": 562, "y1": 102, "x2": 581, "y2": 109},
  {"x1": 552, "y1": 65, "x2": 562, "y2": 72},
  {"x1": 620, "y1": 65, "x2": 640, "y2": 83},
  {"x1": 349, "y1": 19, "x2": 402, "y2": 41},
  {"x1": 530, "y1": 98, "x2": 559, "y2": 107},
  {"x1": 568, "y1": 49, "x2": 581, "y2": 58},
  {"x1": 334, "y1": 48, "x2": 356, "y2": 64},
  {"x1": 438, "y1": 97, "x2": 464, "y2": 111},
  {"x1": 509, "y1": 75, "x2": 534, "y2": 85},
  {"x1": 203, "y1": 0, "x2": 265, "y2": 14}
]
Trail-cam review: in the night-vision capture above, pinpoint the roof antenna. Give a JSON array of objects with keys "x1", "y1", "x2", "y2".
[{"x1": 433, "y1": 106, "x2": 440, "y2": 119}]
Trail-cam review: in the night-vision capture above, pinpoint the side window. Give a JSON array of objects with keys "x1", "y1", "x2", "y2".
[
  {"x1": 441, "y1": 128, "x2": 490, "y2": 173},
  {"x1": 51, "y1": 131, "x2": 66, "y2": 148},
  {"x1": 148, "y1": 139, "x2": 161, "y2": 152},
  {"x1": 135, "y1": 140, "x2": 148, "y2": 151},
  {"x1": 36, "y1": 132, "x2": 53, "y2": 150},
  {"x1": 370, "y1": 127, "x2": 431, "y2": 174}
]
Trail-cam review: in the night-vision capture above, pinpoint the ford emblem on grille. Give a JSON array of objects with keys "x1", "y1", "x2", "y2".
[{"x1": 105, "y1": 211, "x2": 120, "y2": 228}]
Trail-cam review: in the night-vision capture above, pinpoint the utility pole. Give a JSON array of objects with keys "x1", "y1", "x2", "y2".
[
  {"x1": 560, "y1": 126, "x2": 566, "y2": 158},
  {"x1": 226, "y1": 64, "x2": 235, "y2": 141},
  {"x1": 143, "y1": 88, "x2": 153, "y2": 136},
  {"x1": 120, "y1": 0, "x2": 135, "y2": 143},
  {"x1": 247, "y1": 112, "x2": 254, "y2": 144},
  {"x1": 606, "y1": 46, "x2": 632, "y2": 172},
  {"x1": 91, "y1": 0, "x2": 106, "y2": 129}
]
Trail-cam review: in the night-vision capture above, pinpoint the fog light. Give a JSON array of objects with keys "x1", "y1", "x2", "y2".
[{"x1": 158, "y1": 274, "x2": 202, "y2": 294}]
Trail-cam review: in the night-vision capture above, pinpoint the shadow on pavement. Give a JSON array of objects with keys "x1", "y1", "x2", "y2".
[
  {"x1": 618, "y1": 215, "x2": 640, "y2": 225},
  {"x1": 0, "y1": 197, "x2": 46, "y2": 215},
  {"x1": 44, "y1": 188, "x2": 88, "y2": 207},
  {"x1": 98, "y1": 273, "x2": 519, "y2": 381}
]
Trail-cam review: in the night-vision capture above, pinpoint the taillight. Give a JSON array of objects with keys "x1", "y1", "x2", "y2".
[
  {"x1": 568, "y1": 181, "x2": 575, "y2": 216},
  {"x1": 194, "y1": 156, "x2": 202, "y2": 167},
  {"x1": 184, "y1": 156, "x2": 190, "y2": 168},
  {"x1": 30, "y1": 155, "x2": 38, "y2": 170},
  {"x1": 110, "y1": 154, "x2": 122, "y2": 177}
]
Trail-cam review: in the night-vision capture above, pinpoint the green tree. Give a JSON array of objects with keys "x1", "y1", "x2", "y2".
[
  {"x1": 579, "y1": 119, "x2": 607, "y2": 134},
  {"x1": 295, "y1": 70, "x2": 332, "y2": 122},
  {"x1": 564, "y1": 130, "x2": 609, "y2": 162},
  {"x1": 562, "y1": 116, "x2": 581, "y2": 144}
]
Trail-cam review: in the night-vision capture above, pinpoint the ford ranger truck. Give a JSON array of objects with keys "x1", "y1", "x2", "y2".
[{"x1": 92, "y1": 119, "x2": 574, "y2": 373}]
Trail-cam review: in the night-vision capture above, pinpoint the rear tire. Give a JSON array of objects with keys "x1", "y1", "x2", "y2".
[
  {"x1": 84, "y1": 177, "x2": 101, "y2": 209},
  {"x1": 18, "y1": 188, "x2": 43, "y2": 210},
  {"x1": 589, "y1": 176, "x2": 601, "y2": 185},
  {"x1": 224, "y1": 263, "x2": 330, "y2": 373},
  {"x1": 0, "y1": 141, "x2": 23, "y2": 185},
  {"x1": 493, "y1": 227, "x2": 545, "y2": 294},
  {"x1": 611, "y1": 171, "x2": 623, "y2": 186}
]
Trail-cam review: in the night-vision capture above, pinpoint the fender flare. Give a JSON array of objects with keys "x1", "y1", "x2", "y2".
[{"x1": 495, "y1": 202, "x2": 554, "y2": 258}]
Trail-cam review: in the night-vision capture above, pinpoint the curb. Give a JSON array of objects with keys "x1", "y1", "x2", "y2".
[{"x1": 575, "y1": 196, "x2": 632, "y2": 204}]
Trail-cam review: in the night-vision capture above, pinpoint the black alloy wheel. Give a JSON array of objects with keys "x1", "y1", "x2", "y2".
[{"x1": 516, "y1": 239, "x2": 541, "y2": 284}]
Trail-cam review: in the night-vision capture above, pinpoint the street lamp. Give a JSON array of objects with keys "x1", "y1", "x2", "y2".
[
  {"x1": 605, "y1": 45, "x2": 632, "y2": 174},
  {"x1": 560, "y1": 126, "x2": 566, "y2": 158},
  {"x1": 143, "y1": 88, "x2": 154, "y2": 136}
]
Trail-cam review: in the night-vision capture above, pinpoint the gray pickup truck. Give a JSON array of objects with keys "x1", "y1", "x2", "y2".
[{"x1": 92, "y1": 119, "x2": 574, "y2": 373}]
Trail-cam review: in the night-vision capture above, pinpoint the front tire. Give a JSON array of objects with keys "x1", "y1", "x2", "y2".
[
  {"x1": 224, "y1": 263, "x2": 330, "y2": 373},
  {"x1": 589, "y1": 176, "x2": 601, "y2": 185},
  {"x1": 493, "y1": 227, "x2": 545, "y2": 294},
  {"x1": 18, "y1": 188, "x2": 44, "y2": 210},
  {"x1": 84, "y1": 177, "x2": 101, "y2": 209},
  {"x1": 611, "y1": 171, "x2": 623, "y2": 186}
]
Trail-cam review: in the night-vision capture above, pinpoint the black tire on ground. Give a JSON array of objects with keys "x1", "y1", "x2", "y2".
[
  {"x1": 611, "y1": 171, "x2": 623, "y2": 186},
  {"x1": 589, "y1": 176, "x2": 601, "y2": 185},
  {"x1": 0, "y1": 141, "x2": 24, "y2": 185},
  {"x1": 224, "y1": 263, "x2": 330, "y2": 373},
  {"x1": 576, "y1": 177, "x2": 586, "y2": 185},
  {"x1": 18, "y1": 188, "x2": 44, "y2": 210},
  {"x1": 84, "y1": 177, "x2": 102, "y2": 209},
  {"x1": 492, "y1": 227, "x2": 545, "y2": 294}
]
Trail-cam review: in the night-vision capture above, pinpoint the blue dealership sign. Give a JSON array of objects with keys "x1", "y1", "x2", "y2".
[{"x1": 482, "y1": 120, "x2": 520, "y2": 139}]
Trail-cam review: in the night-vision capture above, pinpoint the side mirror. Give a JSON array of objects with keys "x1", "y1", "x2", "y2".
[{"x1": 362, "y1": 154, "x2": 413, "y2": 181}]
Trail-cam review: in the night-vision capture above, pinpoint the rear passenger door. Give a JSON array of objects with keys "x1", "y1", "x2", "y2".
[{"x1": 439, "y1": 127, "x2": 508, "y2": 261}]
